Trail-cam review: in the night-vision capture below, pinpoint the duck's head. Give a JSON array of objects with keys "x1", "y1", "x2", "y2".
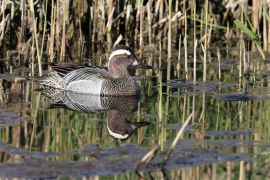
[{"x1": 108, "y1": 45, "x2": 152, "y2": 78}]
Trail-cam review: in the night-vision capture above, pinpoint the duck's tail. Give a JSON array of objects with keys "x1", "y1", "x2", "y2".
[{"x1": 37, "y1": 71, "x2": 66, "y2": 89}]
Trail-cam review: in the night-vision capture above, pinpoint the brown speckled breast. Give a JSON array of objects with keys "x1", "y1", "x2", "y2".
[{"x1": 100, "y1": 78, "x2": 140, "y2": 96}]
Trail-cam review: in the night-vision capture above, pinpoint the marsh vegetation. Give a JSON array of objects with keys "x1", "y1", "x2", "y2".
[{"x1": 0, "y1": 0, "x2": 270, "y2": 179}]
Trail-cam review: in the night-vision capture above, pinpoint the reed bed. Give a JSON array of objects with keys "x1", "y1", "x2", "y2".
[
  {"x1": 0, "y1": 0, "x2": 269, "y2": 76},
  {"x1": 0, "y1": 1, "x2": 270, "y2": 178}
]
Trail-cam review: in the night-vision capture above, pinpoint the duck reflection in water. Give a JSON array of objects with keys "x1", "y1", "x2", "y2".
[{"x1": 39, "y1": 87, "x2": 150, "y2": 141}]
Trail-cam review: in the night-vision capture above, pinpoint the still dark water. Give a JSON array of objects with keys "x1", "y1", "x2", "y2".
[{"x1": 0, "y1": 45, "x2": 270, "y2": 179}]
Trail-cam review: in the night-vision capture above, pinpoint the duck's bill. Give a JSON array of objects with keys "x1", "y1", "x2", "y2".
[{"x1": 132, "y1": 59, "x2": 152, "y2": 69}]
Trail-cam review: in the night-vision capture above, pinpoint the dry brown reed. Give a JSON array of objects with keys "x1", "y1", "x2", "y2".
[{"x1": 0, "y1": 0, "x2": 269, "y2": 77}]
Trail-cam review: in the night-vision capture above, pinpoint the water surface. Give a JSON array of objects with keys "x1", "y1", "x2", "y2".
[{"x1": 0, "y1": 46, "x2": 270, "y2": 179}]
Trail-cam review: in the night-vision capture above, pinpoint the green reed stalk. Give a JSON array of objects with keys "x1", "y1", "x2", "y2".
[
  {"x1": 193, "y1": 39, "x2": 197, "y2": 84},
  {"x1": 217, "y1": 47, "x2": 221, "y2": 80},
  {"x1": 208, "y1": 17, "x2": 214, "y2": 44},
  {"x1": 60, "y1": 0, "x2": 68, "y2": 62},
  {"x1": 55, "y1": 1, "x2": 60, "y2": 53},
  {"x1": 251, "y1": 0, "x2": 260, "y2": 39},
  {"x1": 29, "y1": 92, "x2": 41, "y2": 148},
  {"x1": 200, "y1": 10, "x2": 203, "y2": 38},
  {"x1": 106, "y1": 0, "x2": 114, "y2": 33},
  {"x1": 239, "y1": 40, "x2": 242, "y2": 78},
  {"x1": 158, "y1": 41, "x2": 163, "y2": 150},
  {"x1": 201, "y1": 43, "x2": 206, "y2": 80},
  {"x1": 215, "y1": 96, "x2": 220, "y2": 130},
  {"x1": 31, "y1": 42, "x2": 35, "y2": 76},
  {"x1": 184, "y1": 11, "x2": 188, "y2": 79},
  {"x1": 199, "y1": 92, "x2": 206, "y2": 124},
  {"x1": 139, "y1": 0, "x2": 144, "y2": 53},
  {"x1": 268, "y1": 6, "x2": 270, "y2": 52},
  {"x1": 125, "y1": 2, "x2": 131, "y2": 32},
  {"x1": 147, "y1": 1, "x2": 152, "y2": 44},
  {"x1": 243, "y1": 41, "x2": 247, "y2": 74},
  {"x1": 193, "y1": 0, "x2": 196, "y2": 43},
  {"x1": 159, "y1": 0, "x2": 164, "y2": 23},
  {"x1": 238, "y1": 102, "x2": 245, "y2": 180},
  {"x1": 91, "y1": 3, "x2": 95, "y2": 42},
  {"x1": 43, "y1": 126, "x2": 50, "y2": 152},
  {"x1": 263, "y1": 4, "x2": 267, "y2": 51},
  {"x1": 19, "y1": 0, "x2": 26, "y2": 50},
  {"x1": 262, "y1": 3, "x2": 270, "y2": 51},
  {"x1": 78, "y1": 16, "x2": 83, "y2": 58},
  {"x1": 203, "y1": 0, "x2": 208, "y2": 82},
  {"x1": 164, "y1": 113, "x2": 193, "y2": 161},
  {"x1": 182, "y1": 94, "x2": 187, "y2": 124},
  {"x1": 177, "y1": 35, "x2": 181, "y2": 78},
  {"x1": 0, "y1": 1, "x2": 6, "y2": 46},
  {"x1": 28, "y1": 0, "x2": 42, "y2": 76},
  {"x1": 192, "y1": 92, "x2": 195, "y2": 123},
  {"x1": 167, "y1": 0, "x2": 172, "y2": 81},
  {"x1": 40, "y1": 0, "x2": 48, "y2": 61},
  {"x1": 49, "y1": 0, "x2": 55, "y2": 62}
]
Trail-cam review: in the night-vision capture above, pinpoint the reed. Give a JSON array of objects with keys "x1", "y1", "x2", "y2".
[
  {"x1": 158, "y1": 41, "x2": 164, "y2": 151},
  {"x1": 193, "y1": 39, "x2": 197, "y2": 84},
  {"x1": 40, "y1": 0, "x2": 48, "y2": 62},
  {"x1": 203, "y1": 0, "x2": 208, "y2": 82},
  {"x1": 28, "y1": 0, "x2": 42, "y2": 76},
  {"x1": 1, "y1": 2, "x2": 270, "y2": 178},
  {"x1": 167, "y1": 0, "x2": 172, "y2": 81},
  {"x1": 0, "y1": 0, "x2": 269, "y2": 69},
  {"x1": 147, "y1": 1, "x2": 152, "y2": 45},
  {"x1": 184, "y1": 10, "x2": 188, "y2": 79},
  {"x1": 177, "y1": 35, "x2": 181, "y2": 78},
  {"x1": 49, "y1": 0, "x2": 56, "y2": 62},
  {"x1": 164, "y1": 113, "x2": 193, "y2": 160},
  {"x1": 60, "y1": 0, "x2": 68, "y2": 62},
  {"x1": 139, "y1": 0, "x2": 144, "y2": 52},
  {"x1": 217, "y1": 47, "x2": 221, "y2": 80}
]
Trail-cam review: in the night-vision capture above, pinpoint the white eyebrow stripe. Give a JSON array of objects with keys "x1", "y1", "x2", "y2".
[{"x1": 108, "y1": 49, "x2": 131, "y2": 62}]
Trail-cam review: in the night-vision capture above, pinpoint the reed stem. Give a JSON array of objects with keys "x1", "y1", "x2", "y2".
[
  {"x1": 28, "y1": 0, "x2": 42, "y2": 76},
  {"x1": 167, "y1": 0, "x2": 172, "y2": 81}
]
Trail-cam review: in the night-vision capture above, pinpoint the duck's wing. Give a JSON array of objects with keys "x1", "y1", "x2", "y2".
[
  {"x1": 63, "y1": 67, "x2": 111, "y2": 83},
  {"x1": 50, "y1": 63, "x2": 108, "y2": 76}
]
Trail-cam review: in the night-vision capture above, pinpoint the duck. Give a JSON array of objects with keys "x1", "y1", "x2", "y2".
[{"x1": 39, "y1": 45, "x2": 152, "y2": 96}]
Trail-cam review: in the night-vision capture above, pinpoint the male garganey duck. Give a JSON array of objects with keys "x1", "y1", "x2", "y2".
[{"x1": 39, "y1": 45, "x2": 152, "y2": 96}]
